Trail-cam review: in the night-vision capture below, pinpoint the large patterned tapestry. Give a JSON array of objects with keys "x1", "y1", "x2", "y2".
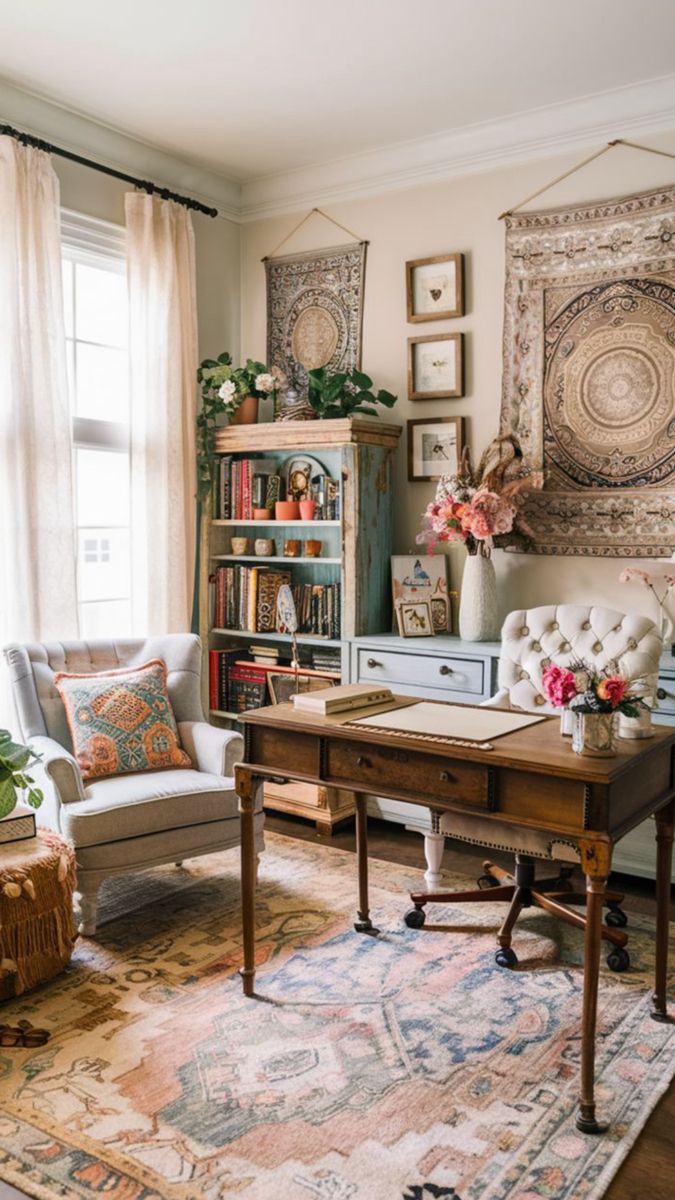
[
  {"x1": 265, "y1": 242, "x2": 366, "y2": 395},
  {"x1": 501, "y1": 185, "x2": 675, "y2": 555}
]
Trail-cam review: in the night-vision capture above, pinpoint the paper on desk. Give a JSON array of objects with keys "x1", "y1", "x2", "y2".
[{"x1": 350, "y1": 701, "x2": 546, "y2": 742}]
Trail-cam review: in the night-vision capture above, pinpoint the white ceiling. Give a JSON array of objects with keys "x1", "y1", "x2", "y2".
[{"x1": 2, "y1": 0, "x2": 675, "y2": 185}]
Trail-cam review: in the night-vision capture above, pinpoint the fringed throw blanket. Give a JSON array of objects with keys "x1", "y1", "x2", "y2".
[
  {"x1": 0, "y1": 829, "x2": 77, "y2": 998},
  {"x1": 501, "y1": 185, "x2": 675, "y2": 555}
]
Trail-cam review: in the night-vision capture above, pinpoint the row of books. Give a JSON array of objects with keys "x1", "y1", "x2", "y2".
[
  {"x1": 212, "y1": 566, "x2": 341, "y2": 639},
  {"x1": 213, "y1": 565, "x2": 290, "y2": 632},
  {"x1": 216, "y1": 457, "x2": 276, "y2": 521},
  {"x1": 208, "y1": 652, "x2": 338, "y2": 715}
]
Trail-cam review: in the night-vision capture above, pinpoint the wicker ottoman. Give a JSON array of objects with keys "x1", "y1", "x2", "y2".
[{"x1": 0, "y1": 830, "x2": 77, "y2": 999}]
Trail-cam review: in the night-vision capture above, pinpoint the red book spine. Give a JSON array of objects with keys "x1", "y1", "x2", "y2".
[
  {"x1": 242, "y1": 459, "x2": 251, "y2": 520},
  {"x1": 209, "y1": 650, "x2": 219, "y2": 710}
]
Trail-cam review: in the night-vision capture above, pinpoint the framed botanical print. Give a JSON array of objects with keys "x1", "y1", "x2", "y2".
[
  {"x1": 406, "y1": 253, "x2": 464, "y2": 322},
  {"x1": 395, "y1": 600, "x2": 434, "y2": 638},
  {"x1": 408, "y1": 416, "x2": 464, "y2": 482},
  {"x1": 408, "y1": 333, "x2": 464, "y2": 399}
]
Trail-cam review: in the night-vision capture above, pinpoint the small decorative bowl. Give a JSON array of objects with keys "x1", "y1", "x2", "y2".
[
  {"x1": 231, "y1": 537, "x2": 249, "y2": 555},
  {"x1": 303, "y1": 539, "x2": 322, "y2": 557},
  {"x1": 254, "y1": 538, "x2": 275, "y2": 557},
  {"x1": 283, "y1": 539, "x2": 301, "y2": 557},
  {"x1": 253, "y1": 507, "x2": 271, "y2": 520}
]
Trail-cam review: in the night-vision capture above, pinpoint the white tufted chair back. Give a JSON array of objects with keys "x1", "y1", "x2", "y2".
[{"x1": 497, "y1": 604, "x2": 661, "y2": 713}]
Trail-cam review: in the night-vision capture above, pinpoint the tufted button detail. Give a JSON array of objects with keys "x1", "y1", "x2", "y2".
[
  {"x1": 534, "y1": 695, "x2": 545, "y2": 706},
  {"x1": 614, "y1": 624, "x2": 622, "y2": 632},
  {"x1": 519, "y1": 669, "x2": 529, "y2": 680},
  {"x1": 560, "y1": 641, "x2": 571, "y2": 652},
  {"x1": 532, "y1": 640, "x2": 541, "y2": 651},
  {"x1": 628, "y1": 639, "x2": 637, "y2": 650},
  {"x1": 520, "y1": 626, "x2": 529, "y2": 636},
  {"x1": 541, "y1": 657, "x2": 551, "y2": 668},
  {"x1": 593, "y1": 641, "x2": 603, "y2": 653},
  {"x1": 582, "y1": 621, "x2": 591, "y2": 631},
  {"x1": 551, "y1": 621, "x2": 558, "y2": 630}
]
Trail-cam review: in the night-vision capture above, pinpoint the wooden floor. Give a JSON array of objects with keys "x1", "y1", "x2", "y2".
[{"x1": 266, "y1": 811, "x2": 675, "y2": 1200}]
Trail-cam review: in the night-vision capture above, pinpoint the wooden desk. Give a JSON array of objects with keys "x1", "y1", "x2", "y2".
[{"x1": 236, "y1": 699, "x2": 675, "y2": 1134}]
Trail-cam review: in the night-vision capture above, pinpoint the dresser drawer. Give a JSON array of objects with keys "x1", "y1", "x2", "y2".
[
  {"x1": 325, "y1": 741, "x2": 491, "y2": 810},
  {"x1": 356, "y1": 648, "x2": 484, "y2": 695}
]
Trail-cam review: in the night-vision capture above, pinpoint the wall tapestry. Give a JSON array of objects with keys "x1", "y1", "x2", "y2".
[
  {"x1": 501, "y1": 184, "x2": 675, "y2": 556},
  {"x1": 265, "y1": 242, "x2": 366, "y2": 397}
]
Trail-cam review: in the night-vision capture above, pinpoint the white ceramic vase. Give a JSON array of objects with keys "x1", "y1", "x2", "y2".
[{"x1": 458, "y1": 551, "x2": 500, "y2": 642}]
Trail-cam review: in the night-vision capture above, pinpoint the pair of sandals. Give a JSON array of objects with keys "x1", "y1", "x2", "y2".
[{"x1": 0, "y1": 1020, "x2": 50, "y2": 1048}]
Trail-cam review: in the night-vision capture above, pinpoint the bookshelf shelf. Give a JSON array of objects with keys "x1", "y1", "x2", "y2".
[
  {"x1": 211, "y1": 628, "x2": 343, "y2": 648},
  {"x1": 212, "y1": 519, "x2": 341, "y2": 528},
  {"x1": 199, "y1": 417, "x2": 401, "y2": 835},
  {"x1": 211, "y1": 554, "x2": 342, "y2": 565}
]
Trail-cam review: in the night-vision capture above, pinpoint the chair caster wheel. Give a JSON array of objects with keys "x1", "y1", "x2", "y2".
[
  {"x1": 495, "y1": 947, "x2": 518, "y2": 968},
  {"x1": 605, "y1": 905, "x2": 627, "y2": 928},
  {"x1": 607, "y1": 947, "x2": 630, "y2": 972},
  {"x1": 404, "y1": 907, "x2": 426, "y2": 929},
  {"x1": 477, "y1": 874, "x2": 499, "y2": 889}
]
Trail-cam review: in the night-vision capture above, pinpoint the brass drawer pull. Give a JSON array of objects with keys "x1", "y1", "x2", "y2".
[
  {"x1": 440, "y1": 770, "x2": 455, "y2": 783},
  {"x1": 367, "y1": 658, "x2": 383, "y2": 669},
  {"x1": 356, "y1": 755, "x2": 371, "y2": 768},
  {"x1": 439, "y1": 665, "x2": 453, "y2": 676},
  {"x1": 657, "y1": 687, "x2": 675, "y2": 701}
]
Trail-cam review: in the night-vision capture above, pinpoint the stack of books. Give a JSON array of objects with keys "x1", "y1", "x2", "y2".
[
  {"x1": 311, "y1": 647, "x2": 341, "y2": 674},
  {"x1": 208, "y1": 647, "x2": 243, "y2": 712},
  {"x1": 216, "y1": 457, "x2": 279, "y2": 521},
  {"x1": 291, "y1": 582, "x2": 341, "y2": 639},
  {"x1": 229, "y1": 663, "x2": 268, "y2": 713},
  {"x1": 214, "y1": 565, "x2": 291, "y2": 632}
]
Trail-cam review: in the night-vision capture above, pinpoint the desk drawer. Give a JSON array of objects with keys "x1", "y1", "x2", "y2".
[
  {"x1": 325, "y1": 741, "x2": 490, "y2": 810},
  {"x1": 356, "y1": 648, "x2": 484, "y2": 695}
]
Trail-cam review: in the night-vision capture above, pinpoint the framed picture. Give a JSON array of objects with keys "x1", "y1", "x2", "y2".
[
  {"x1": 406, "y1": 253, "x2": 464, "y2": 322},
  {"x1": 391, "y1": 555, "x2": 451, "y2": 633},
  {"x1": 408, "y1": 416, "x2": 464, "y2": 482},
  {"x1": 267, "y1": 672, "x2": 334, "y2": 705},
  {"x1": 408, "y1": 333, "x2": 464, "y2": 399},
  {"x1": 395, "y1": 600, "x2": 434, "y2": 638}
]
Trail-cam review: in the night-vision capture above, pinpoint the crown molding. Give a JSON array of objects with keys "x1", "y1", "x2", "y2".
[
  {"x1": 238, "y1": 74, "x2": 675, "y2": 220},
  {"x1": 0, "y1": 78, "x2": 242, "y2": 221}
]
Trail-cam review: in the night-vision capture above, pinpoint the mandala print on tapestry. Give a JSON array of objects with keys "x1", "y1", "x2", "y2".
[
  {"x1": 265, "y1": 242, "x2": 366, "y2": 397},
  {"x1": 501, "y1": 185, "x2": 675, "y2": 555}
]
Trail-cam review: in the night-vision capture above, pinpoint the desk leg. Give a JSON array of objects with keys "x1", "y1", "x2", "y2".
[
  {"x1": 238, "y1": 766, "x2": 259, "y2": 997},
  {"x1": 652, "y1": 799, "x2": 674, "y2": 1024},
  {"x1": 576, "y1": 841, "x2": 610, "y2": 1135},
  {"x1": 354, "y1": 793, "x2": 378, "y2": 935}
]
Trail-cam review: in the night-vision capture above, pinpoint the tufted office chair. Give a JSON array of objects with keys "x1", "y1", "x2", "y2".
[
  {"x1": 406, "y1": 604, "x2": 662, "y2": 972},
  {"x1": 3, "y1": 635, "x2": 263, "y2": 935}
]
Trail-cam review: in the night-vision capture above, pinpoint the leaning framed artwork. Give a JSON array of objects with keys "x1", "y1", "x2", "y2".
[
  {"x1": 395, "y1": 600, "x2": 434, "y2": 638},
  {"x1": 408, "y1": 416, "x2": 464, "y2": 482},
  {"x1": 406, "y1": 253, "x2": 464, "y2": 321},
  {"x1": 408, "y1": 333, "x2": 464, "y2": 399}
]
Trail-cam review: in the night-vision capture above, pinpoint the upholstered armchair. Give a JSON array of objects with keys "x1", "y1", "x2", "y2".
[
  {"x1": 408, "y1": 604, "x2": 662, "y2": 971},
  {"x1": 3, "y1": 635, "x2": 263, "y2": 935}
]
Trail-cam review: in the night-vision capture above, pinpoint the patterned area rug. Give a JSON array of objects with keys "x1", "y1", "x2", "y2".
[{"x1": 0, "y1": 833, "x2": 673, "y2": 1200}]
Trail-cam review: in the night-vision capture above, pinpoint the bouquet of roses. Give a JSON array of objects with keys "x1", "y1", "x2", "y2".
[
  {"x1": 541, "y1": 661, "x2": 645, "y2": 717},
  {"x1": 417, "y1": 434, "x2": 542, "y2": 556}
]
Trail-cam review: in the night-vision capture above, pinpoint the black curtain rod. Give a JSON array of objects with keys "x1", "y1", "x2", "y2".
[{"x1": 0, "y1": 123, "x2": 218, "y2": 218}]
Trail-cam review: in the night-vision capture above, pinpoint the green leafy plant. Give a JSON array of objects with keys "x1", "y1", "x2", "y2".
[
  {"x1": 0, "y1": 730, "x2": 43, "y2": 820},
  {"x1": 306, "y1": 367, "x2": 397, "y2": 419},
  {"x1": 196, "y1": 353, "x2": 275, "y2": 497}
]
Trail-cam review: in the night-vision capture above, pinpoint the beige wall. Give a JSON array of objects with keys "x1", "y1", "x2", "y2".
[{"x1": 240, "y1": 133, "x2": 675, "y2": 628}]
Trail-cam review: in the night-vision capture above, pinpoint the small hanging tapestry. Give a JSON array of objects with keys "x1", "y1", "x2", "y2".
[
  {"x1": 501, "y1": 185, "x2": 675, "y2": 556},
  {"x1": 265, "y1": 242, "x2": 366, "y2": 396}
]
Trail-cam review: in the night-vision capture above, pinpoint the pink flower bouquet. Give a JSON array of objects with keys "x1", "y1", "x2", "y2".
[{"x1": 542, "y1": 661, "x2": 643, "y2": 717}]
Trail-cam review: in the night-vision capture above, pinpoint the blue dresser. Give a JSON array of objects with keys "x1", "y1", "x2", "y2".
[{"x1": 350, "y1": 634, "x2": 675, "y2": 882}]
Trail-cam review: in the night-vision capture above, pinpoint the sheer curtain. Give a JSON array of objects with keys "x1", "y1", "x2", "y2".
[
  {"x1": 0, "y1": 137, "x2": 79, "y2": 727},
  {"x1": 125, "y1": 192, "x2": 198, "y2": 635}
]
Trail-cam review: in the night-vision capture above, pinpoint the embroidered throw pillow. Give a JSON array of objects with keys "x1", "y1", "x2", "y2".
[{"x1": 54, "y1": 659, "x2": 192, "y2": 781}]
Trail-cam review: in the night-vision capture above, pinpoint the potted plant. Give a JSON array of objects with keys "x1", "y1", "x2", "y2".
[
  {"x1": 196, "y1": 354, "x2": 280, "y2": 498},
  {"x1": 306, "y1": 367, "x2": 397, "y2": 419},
  {"x1": 0, "y1": 730, "x2": 43, "y2": 819}
]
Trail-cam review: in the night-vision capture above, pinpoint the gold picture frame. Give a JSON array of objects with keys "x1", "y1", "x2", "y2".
[
  {"x1": 408, "y1": 333, "x2": 464, "y2": 400},
  {"x1": 406, "y1": 253, "x2": 464, "y2": 322},
  {"x1": 395, "y1": 599, "x2": 434, "y2": 638}
]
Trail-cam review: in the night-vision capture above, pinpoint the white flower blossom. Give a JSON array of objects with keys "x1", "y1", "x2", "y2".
[
  {"x1": 255, "y1": 372, "x2": 275, "y2": 394},
  {"x1": 218, "y1": 380, "x2": 236, "y2": 402}
]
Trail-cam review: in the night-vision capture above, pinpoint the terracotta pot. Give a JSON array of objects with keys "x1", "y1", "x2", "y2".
[
  {"x1": 299, "y1": 499, "x2": 317, "y2": 520},
  {"x1": 253, "y1": 508, "x2": 271, "y2": 520},
  {"x1": 231, "y1": 394, "x2": 259, "y2": 425},
  {"x1": 275, "y1": 500, "x2": 300, "y2": 521}
]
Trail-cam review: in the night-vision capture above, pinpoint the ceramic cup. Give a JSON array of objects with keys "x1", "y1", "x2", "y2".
[
  {"x1": 275, "y1": 500, "x2": 300, "y2": 521},
  {"x1": 231, "y1": 537, "x2": 249, "y2": 555},
  {"x1": 303, "y1": 539, "x2": 322, "y2": 557},
  {"x1": 253, "y1": 507, "x2": 271, "y2": 520},
  {"x1": 254, "y1": 538, "x2": 275, "y2": 557},
  {"x1": 283, "y1": 539, "x2": 301, "y2": 557},
  {"x1": 299, "y1": 499, "x2": 317, "y2": 520}
]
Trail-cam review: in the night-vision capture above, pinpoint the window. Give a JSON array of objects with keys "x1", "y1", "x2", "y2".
[{"x1": 61, "y1": 211, "x2": 132, "y2": 638}]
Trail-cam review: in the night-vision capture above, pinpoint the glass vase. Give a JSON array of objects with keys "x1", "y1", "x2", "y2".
[{"x1": 571, "y1": 711, "x2": 617, "y2": 757}]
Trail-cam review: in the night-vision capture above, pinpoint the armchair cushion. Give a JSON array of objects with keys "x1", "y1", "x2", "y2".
[
  {"x1": 54, "y1": 659, "x2": 191, "y2": 780},
  {"x1": 60, "y1": 768, "x2": 239, "y2": 848}
]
